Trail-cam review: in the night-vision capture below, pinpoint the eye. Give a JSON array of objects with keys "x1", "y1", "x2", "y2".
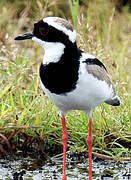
[{"x1": 39, "y1": 27, "x2": 49, "y2": 36}]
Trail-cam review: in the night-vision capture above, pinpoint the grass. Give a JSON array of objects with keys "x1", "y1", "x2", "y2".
[{"x1": 0, "y1": 0, "x2": 131, "y2": 159}]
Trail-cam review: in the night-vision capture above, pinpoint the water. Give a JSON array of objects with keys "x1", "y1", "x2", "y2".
[{"x1": 0, "y1": 152, "x2": 130, "y2": 180}]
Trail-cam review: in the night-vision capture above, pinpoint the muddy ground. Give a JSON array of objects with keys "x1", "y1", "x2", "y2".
[{"x1": 0, "y1": 149, "x2": 130, "y2": 180}]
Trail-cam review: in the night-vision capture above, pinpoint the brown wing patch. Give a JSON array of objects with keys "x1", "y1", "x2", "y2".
[{"x1": 87, "y1": 65, "x2": 114, "y2": 89}]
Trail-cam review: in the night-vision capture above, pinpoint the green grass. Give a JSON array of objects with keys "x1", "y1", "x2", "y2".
[{"x1": 0, "y1": 0, "x2": 131, "y2": 159}]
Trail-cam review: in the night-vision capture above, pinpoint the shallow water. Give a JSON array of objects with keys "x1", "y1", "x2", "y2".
[{"x1": 0, "y1": 152, "x2": 130, "y2": 180}]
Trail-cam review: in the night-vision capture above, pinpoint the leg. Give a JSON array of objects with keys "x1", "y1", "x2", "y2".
[
  {"x1": 87, "y1": 117, "x2": 92, "y2": 180},
  {"x1": 61, "y1": 115, "x2": 68, "y2": 180}
]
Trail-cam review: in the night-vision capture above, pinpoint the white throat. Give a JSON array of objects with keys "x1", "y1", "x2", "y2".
[
  {"x1": 32, "y1": 37, "x2": 65, "y2": 64},
  {"x1": 43, "y1": 42, "x2": 65, "y2": 64}
]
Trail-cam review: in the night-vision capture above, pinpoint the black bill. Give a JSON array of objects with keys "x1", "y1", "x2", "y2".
[{"x1": 14, "y1": 31, "x2": 34, "y2": 40}]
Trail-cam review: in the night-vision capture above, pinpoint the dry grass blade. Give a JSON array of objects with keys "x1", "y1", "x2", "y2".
[
  {"x1": 0, "y1": 133, "x2": 13, "y2": 157},
  {"x1": 92, "y1": 152, "x2": 131, "y2": 161}
]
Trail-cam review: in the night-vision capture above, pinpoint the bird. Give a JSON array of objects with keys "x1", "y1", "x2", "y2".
[{"x1": 15, "y1": 16, "x2": 120, "y2": 180}]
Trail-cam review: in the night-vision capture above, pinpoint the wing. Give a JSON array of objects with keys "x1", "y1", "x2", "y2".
[
  {"x1": 83, "y1": 58, "x2": 120, "y2": 106},
  {"x1": 83, "y1": 58, "x2": 113, "y2": 85}
]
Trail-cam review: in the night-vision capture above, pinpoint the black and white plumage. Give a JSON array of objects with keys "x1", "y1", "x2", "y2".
[{"x1": 15, "y1": 17, "x2": 120, "y2": 180}]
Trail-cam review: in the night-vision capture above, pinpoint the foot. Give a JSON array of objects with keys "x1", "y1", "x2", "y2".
[{"x1": 61, "y1": 175, "x2": 67, "y2": 180}]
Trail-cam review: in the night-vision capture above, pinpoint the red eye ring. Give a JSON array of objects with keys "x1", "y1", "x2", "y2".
[{"x1": 39, "y1": 27, "x2": 49, "y2": 37}]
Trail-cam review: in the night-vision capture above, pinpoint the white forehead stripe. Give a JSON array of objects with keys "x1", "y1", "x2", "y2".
[{"x1": 43, "y1": 17, "x2": 76, "y2": 43}]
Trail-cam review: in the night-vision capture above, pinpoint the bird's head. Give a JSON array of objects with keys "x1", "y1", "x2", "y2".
[{"x1": 15, "y1": 17, "x2": 76, "y2": 49}]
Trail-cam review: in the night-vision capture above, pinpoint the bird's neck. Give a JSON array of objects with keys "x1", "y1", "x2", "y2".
[
  {"x1": 43, "y1": 42, "x2": 65, "y2": 64},
  {"x1": 40, "y1": 41, "x2": 81, "y2": 94},
  {"x1": 42, "y1": 41, "x2": 78, "y2": 65}
]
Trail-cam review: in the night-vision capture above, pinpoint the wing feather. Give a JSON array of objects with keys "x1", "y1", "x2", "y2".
[{"x1": 83, "y1": 58, "x2": 120, "y2": 106}]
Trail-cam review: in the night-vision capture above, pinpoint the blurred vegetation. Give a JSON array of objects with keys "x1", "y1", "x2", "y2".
[{"x1": 0, "y1": 0, "x2": 131, "y2": 159}]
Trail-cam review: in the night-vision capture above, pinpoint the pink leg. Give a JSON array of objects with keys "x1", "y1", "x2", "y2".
[
  {"x1": 61, "y1": 116, "x2": 68, "y2": 180},
  {"x1": 87, "y1": 118, "x2": 92, "y2": 180}
]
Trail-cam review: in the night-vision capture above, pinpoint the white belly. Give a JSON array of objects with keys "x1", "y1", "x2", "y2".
[{"x1": 40, "y1": 69, "x2": 113, "y2": 114}]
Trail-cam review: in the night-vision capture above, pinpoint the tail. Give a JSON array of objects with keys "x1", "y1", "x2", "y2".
[{"x1": 105, "y1": 95, "x2": 121, "y2": 106}]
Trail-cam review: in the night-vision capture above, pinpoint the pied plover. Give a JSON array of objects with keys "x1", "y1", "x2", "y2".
[{"x1": 15, "y1": 16, "x2": 120, "y2": 180}]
